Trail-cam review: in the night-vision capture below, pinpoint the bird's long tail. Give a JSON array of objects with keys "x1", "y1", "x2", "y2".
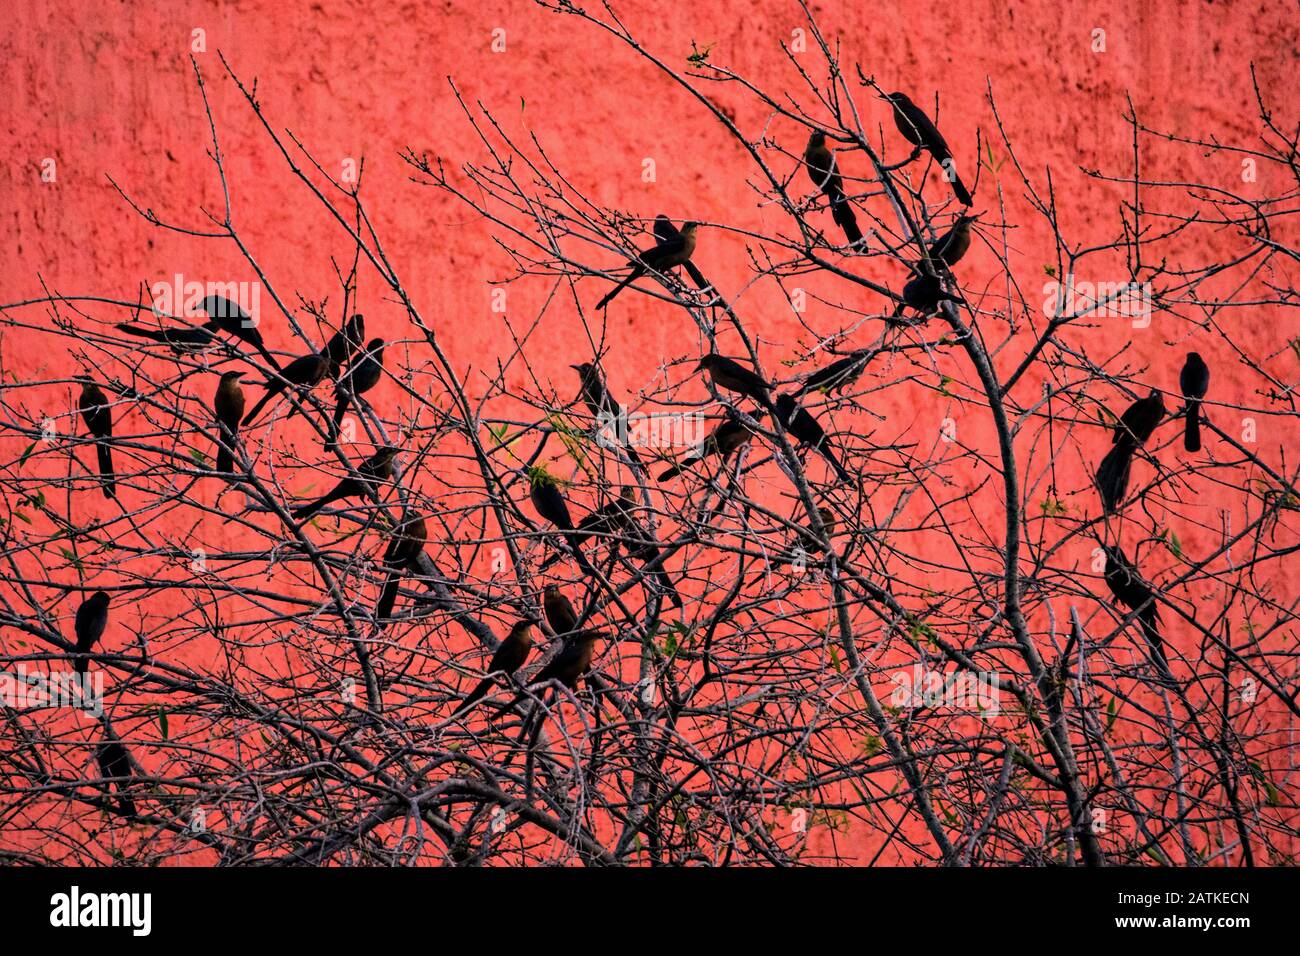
[
  {"x1": 452, "y1": 677, "x2": 494, "y2": 717},
  {"x1": 241, "y1": 386, "x2": 279, "y2": 426},
  {"x1": 375, "y1": 571, "x2": 402, "y2": 624},
  {"x1": 330, "y1": 392, "x2": 351, "y2": 445},
  {"x1": 96, "y1": 442, "x2": 116, "y2": 499},
  {"x1": 115, "y1": 323, "x2": 165, "y2": 342},
  {"x1": 293, "y1": 485, "x2": 346, "y2": 521},
  {"x1": 215, "y1": 422, "x2": 238, "y2": 474},
  {"x1": 596, "y1": 264, "x2": 646, "y2": 309},
  {"x1": 948, "y1": 168, "x2": 973, "y2": 207},
  {"x1": 830, "y1": 194, "x2": 865, "y2": 249},
  {"x1": 1095, "y1": 442, "x2": 1134, "y2": 514},
  {"x1": 1184, "y1": 401, "x2": 1201, "y2": 453},
  {"x1": 657, "y1": 455, "x2": 700, "y2": 482}
]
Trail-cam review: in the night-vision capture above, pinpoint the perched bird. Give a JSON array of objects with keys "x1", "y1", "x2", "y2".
[
  {"x1": 322, "y1": 313, "x2": 365, "y2": 377},
  {"x1": 77, "y1": 378, "x2": 116, "y2": 499},
  {"x1": 1096, "y1": 391, "x2": 1166, "y2": 514},
  {"x1": 528, "y1": 470, "x2": 574, "y2": 532},
  {"x1": 452, "y1": 618, "x2": 537, "y2": 716},
  {"x1": 571, "y1": 361, "x2": 624, "y2": 422},
  {"x1": 72, "y1": 590, "x2": 110, "y2": 675},
  {"x1": 375, "y1": 513, "x2": 427, "y2": 624},
  {"x1": 696, "y1": 353, "x2": 775, "y2": 409},
  {"x1": 95, "y1": 739, "x2": 137, "y2": 819},
  {"x1": 899, "y1": 273, "x2": 965, "y2": 316},
  {"x1": 213, "y1": 370, "x2": 246, "y2": 474},
  {"x1": 796, "y1": 349, "x2": 873, "y2": 396},
  {"x1": 331, "y1": 338, "x2": 385, "y2": 443},
  {"x1": 596, "y1": 222, "x2": 699, "y2": 309},
  {"x1": 241, "y1": 352, "x2": 330, "y2": 425},
  {"x1": 543, "y1": 584, "x2": 580, "y2": 635},
  {"x1": 1103, "y1": 545, "x2": 1167, "y2": 675},
  {"x1": 804, "y1": 131, "x2": 865, "y2": 249},
  {"x1": 116, "y1": 321, "x2": 216, "y2": 354},
  {"x1": 1179, "y1": 352, "x2": 1210, "y2": 453},
  {"x1": 919, "y1": 214, "x2": 976, "y2": 269},
  {"x1": 658, "y1": 412, "x2": 757, "y2": 481},
  {"x1": 529, "y1": 629, "x2": 603, "y2": 691},
  {"x1": 773, "y1": 394, "x2": 852, "y2": 483},
  {"x1": 653, "y1": 216, "x2": 711, "y2": 291},
  {"x1": 883, "y1": 91, "x2": 973, "y2": 206},
  {"x1": 292, "y1": 446, "x2": 398, "y2": 521},
  {"x1": 198, "y1": 295, "x2": 279, "y2": 369}
]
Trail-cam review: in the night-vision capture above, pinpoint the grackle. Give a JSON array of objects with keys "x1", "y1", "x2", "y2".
[
  {"x1": 72, "y1": 590, "x2": 110, "y2": 675},
  {"x1": 213, "y1": 370, "x2": 246, "y2": 474},
  {"x1": 293, "y1": 447, "x2": 398, "y2": 521},
  {"x1": 596, "y1": 222, "x2": 699, "y2": 309},
  {"x1": 1096, "y1": 390, "x2": 1165, "y2": 514},
  {"x1": 883, "y1": 91, "x2": 973, "y2": 206},
  {"x1": 77, "y1": 378, "x2": 116, "y2": 499},
  {"x1": 1179, "y1": 352, "x2": 1209, "y2": 453}
]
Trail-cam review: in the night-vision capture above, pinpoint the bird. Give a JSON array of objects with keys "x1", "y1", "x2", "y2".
[
  {"x1": 1179, "y1": 352, "x2": 1210, "y2": 453},
  {"x1": 72, "y1": 590, "x2": 110, "y2": 675},
  {"x1": 292, "y1": 447, "x2": 398, "y2": 521},
  {"x1": 539, "y1": 487, "x2": 636, "y2": 568},
  {"x1": 899, "y1": 273, "x2": 965, "y2": 316},
  {"x1": 804, "y1": 131, "x2": 865, "y2": 249},
  {"x1": 115, "y1": 321, "x2": 217, "y2": 354},
  {"x1": 77, "y1": 378, "x2": 116, "y2": 499},
  {"x1": 696, "y1": 354, "x2": 775, "y2": 409},
  {"x1": 213, "y1": 370, "x2": 246, "y2": 474},
  {"x1": 596, "y1": 222, "x2": 699, "y2": 309},
  {"x1": 241, "y1": 352, "x2": 330, "y2": 426},
  {"x1": 653, "y1": 216, "x2": 711, "y2": 291},
  {"x1": 795, "y1": 349, "x2": 873, "y2": 396},
  {"x1": 198, "y1": 294, "x2": 279, "y2": 369},
  {"x1": 330, "y1": 338, "x2": 385, "y2": 443},
  {"x1": 452, "y1": 618, "x2": 537, "y2": 716},
  {"x1": 1096, "y1": 390, "x2": 1166, "y2": 514},
  {"x1": 571, "y1": 361, "x2": 624, "y2": 422},
  {"x1": 658, "y1": 412, "x2": 757, "y2": 481},
  {"x1": 322, "y1": 314, "x2": 365, "y2": 377},
  {"x1": 773, "y1": 394, "x2": 853, "y2": 483},
  {"x1": 1103, "y1": 545, "x2": 1167, "y2": 675},
  {"x1": 543, "y1": 584, "x2": 580, "y2": 635},
  {"x1": 883, "y1": 91, "x2": 973, "y2": 206},
  {"x1": 375, "y1": 513, "x2": 427, "y2": 624},
  {"x1": 528, "y1": 469, "x2": 574, "y2": 532},
  {"x1": 95, "y1": 739, "x2": 137, "y2": 819},
  {"x1": 491, "y1": 629, "x2": 606, "y2": 719},
  {"x1": 919, "y1": 214, "x2": 976, "y2": 269}
]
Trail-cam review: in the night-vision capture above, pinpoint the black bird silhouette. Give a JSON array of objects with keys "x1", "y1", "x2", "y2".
[
  {"x1": 77, "y1": 378, "x2": 116, "y2": 499},
  {"x1": 920, "y1": 214, "x2": 976, "y2": 269},
  {"x1": 658, "y1": 412, "x2": 757, "y2": 481},
  {"x1": 883, "y1": 91, "x2": 973, "y2": 206},
  {"x1": 1179, "y1": 352, "x2": 1210, "y2": 453},
  {"x1": 1103, "y1": 545, "x2": 1168, "y2": 676},
  {"x1": 899, "y1": 273, "x2": 965, "y2": 317},
  {"x1": 95, "y1": 739, "x2": 137, "y2": 819},
  {"x1": 331, "y1": 338, "x2": 385, "y2": 443},
  {"x1": 571, "y1": 361, "x2": 624, "y2": 422},
  {"x1": 1096, "y1": 391, "x2": 1166, "y2": 514},
  {"x1": 213, "y1": 370, "x2": 245, "y2": 474},
  {"x1": 375, "y1": 513, "x2": 426, "y2": 625},
  {"x1": 116, "y1": 321, "x2": 216, "y2": 354},
  {"x1": 241, "y1": 352, "x2": 330, "y2": 425},
  {"x1": 543, "y1": 584, "x2": 580, "y2": 635},
  {"x1": 774, "y1": 393, "x2": 852, "y2": 483},
  {"x1": 596, "y1": 222, "x2": 699, "y2": 309},
  {"x1": 292, "y1": 447, "x2": 398, "y2": 522},
  {"x1": 796, "y1": 349, "x2": 873, "y2": 397},
  {"x1": 198, "y1": 294, "x2": 279, "y2": 369},
  {"x1": 528, "y1": 470, "x2": 574, "y2": 532},
  {"x1": 72, "y1": 590, "x2": 110, "y2": 675},
  {"x1": 653, "y1": 216, "x2": 711, "y2": 291},
  {"x1": 452, "y1": 619, "x2": 537, "y2": 716},
  {"x1": 696, "y1": 353, "x2": 775, "y2": 410},
  {"x1": 804, "y1": 131, "x2": 865, "y2": 249},
  {"x1": 322, "y1": 313, "x2": 365, "y2": 377}
]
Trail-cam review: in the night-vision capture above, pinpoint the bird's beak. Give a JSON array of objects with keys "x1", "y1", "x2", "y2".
[{"x1": 569, "y1": 364, "x2": 583, "y2": 371}]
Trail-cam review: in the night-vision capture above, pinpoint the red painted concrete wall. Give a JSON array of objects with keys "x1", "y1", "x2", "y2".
[{"x1": 1, "y1": 1, "x2": 1296, "y2": 863}]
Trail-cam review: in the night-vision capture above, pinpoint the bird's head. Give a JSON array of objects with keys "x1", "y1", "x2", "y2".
[
  {"x1": 808, "y1": 130, "x2": 827, "y2": 147},
  {"x1": 220, "y1": 370, "x2": 246, "y2": 381},
  {"x1": 366, "y1": 337, "x2": 385, "y2": 351},
  {"x1": 88, "y1": 590, "x2": 111, "y2": 607},
  {"x1": 695, "y1": 354, "x2": 719, "y2": 371},
  {"x1": 882, "y1": 91, "x2": 909, "y2": 105},
  {"x1": 681, "y1": 221, "x2": 699, "y2": 234},
  {"x1": 570, "y1": 362, "x2": 593, "y2": 377}
]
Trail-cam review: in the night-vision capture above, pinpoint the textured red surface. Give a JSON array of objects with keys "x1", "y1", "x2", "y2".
[{"x1": 1, "y1": 1, "x2": 1296, "y2": 863}]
